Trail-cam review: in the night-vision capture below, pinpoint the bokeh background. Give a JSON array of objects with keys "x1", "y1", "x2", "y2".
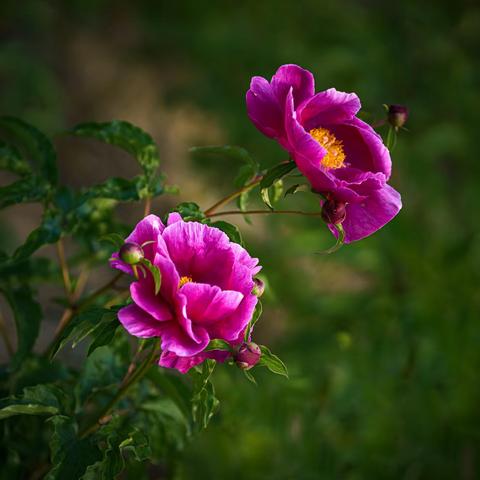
[{"x1": 1, "y1": 1, "x2": 479, "y2": 478}]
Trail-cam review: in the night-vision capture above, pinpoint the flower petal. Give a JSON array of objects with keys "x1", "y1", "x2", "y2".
[
  {"x1": 246, "y1": 76, "x2": 284, "y2": 140},
  {"x1": 181, "y1": 282, "x2": 244, "y2": 324},
  {"x1": 159, "y1": 349, "x2": 230, "y2": 374},
  {"x1": 158, "y1": 320, "x2": 210, "y2": 356},
  {"x1": 298, "y1": 88, "x2": 361, "y2": 130},
  {"x1": 118, "y1": 304, "x2": 163, "y2": 338},
  {"x1": 271, "y1": 64, "x2": 315, "y2": 108},
  {"x1": 329, "y1": 184, "x2": 402, "y2": 243},
  {"x1": 130, "y1": 279, "x2": 173, "y2": 322}
]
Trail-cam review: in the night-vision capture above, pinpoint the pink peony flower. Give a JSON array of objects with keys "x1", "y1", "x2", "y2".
[
  {"x1": 246, "y1": 64, "x2": 402, "y2": 243},
  {"x1": 110, "y1": 213, "x2": 261, "y2": 373}
]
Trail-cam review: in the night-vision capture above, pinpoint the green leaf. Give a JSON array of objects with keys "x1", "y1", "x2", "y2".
[
  {"x1": 12, "y1": 213, "x2": 62, "y2": 263},
  {"x1": 140, "y1": 258, "x2": 162, "y2": 294},
  {"x1": 190, "y1": 145, "x2": 258, "y2": 176},
  {"x1": 48, "y1": 307, "x2": 111, "y2": 359},
  {"x1": 99, "y1": 233, "x2": 125, "y2": 249},
  {"x1": 0, "y1": 384, "x2": 68, "y2": 420},
  {"x1": 284, "y1": 183, "x2": 309, "y2": 197},
  {"x1": 68, "y1": 121, "x2": 161, "y2": 179},
  {"x1": 386, "y1": 125, "x2": 397, "y2": 151},
  {"x1": 259, "y1": 161, "x2": 296, "y2": 189},
  {"x1": 205, "y1": 339, "x2": 232, "y2": 352},
  {"x1": 81, "y1": 177, "x2": 142, "y2": 202},
  {"x1": 243, "y1": 369, "x2": 257, "y2": 385},
  {"x1": 0, "y1": 140, "x2": 31, "y2": 176},
  {"x1": 260, "y1": 187, "x2": 273, "y2": 210},
  {"x1": 191, "y1": 360, "x2": 219, "y2": 430},
  {"x1": 1, "y1": 287, "x2": 42, "y2": 369},
  {"x1": 245, "y1": 301, "x2": 262, "y2": 342},
  {"x1": 271, "y1": 179, "x2": 283, "y2": 204},
  {"x1": 119, "y1": 429, "x2": 151, "y2": 462},
  {"x1": 87, "y1": 320, "x2": 119, "y2": 357},
  {"x1": 0, "y1": 116, "x2": 58, "y2": 185},
  {"x1": 174, "y1": 202, "x2": 206, "y2": 222},
  {"x1": 46, "y1": 416, "x2": 101, "y2": 480},
  {"x1": 210, "y1": 220, "x2": 244, "y2": 246},
  {"x1": 0, "y1": 176, "x2": 49, "y2": 209},
  {"x1": 316, "y1": 223, "x2": 345, "y2": 255},
  {"x1": 258, "y1": 345, "x2": 289, "y2": 378}
]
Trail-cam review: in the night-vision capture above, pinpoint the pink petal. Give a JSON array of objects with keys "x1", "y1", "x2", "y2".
[
  {"x1": 159, "y1": 349, "x2": 230, "y2": 374},
  {"x1": 271, "y1": 64, "x2": 315, "y2": 108},
  {"x1": 158, "y1": 320, "x2": 210, "y2": 356},
  {"x1": 118, "y1": 304, "x2": 163, "y2": 338},
  {"x1": 298, "y1": 88, "x2": 361, "y2": 130},
  {"x1": 130, "y1": 279, "x2": 173, "y2": 322},
  {"x1": 180, "y1": 282, "x2": 244, "y2": 324}
]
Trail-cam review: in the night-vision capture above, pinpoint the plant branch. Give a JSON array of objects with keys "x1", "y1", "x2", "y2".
[
  {"x1": 143, "y1": 196, "x2": 152, "y2": 216},
  {"x1": 206, "y1": 209, "x2": 323, "y2": 219},
  {"x1": 78, "y1": 342, "x2": 159, "y2": 439},
  {"x1": 204, "y1": 175, "x2": 263, "y2": 216},
  {"x1": 55, "y1": 239, "x2": 72, "y2": 302}
]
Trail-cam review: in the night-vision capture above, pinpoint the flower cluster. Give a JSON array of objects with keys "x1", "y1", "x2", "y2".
[
  {"x1": 111, "y1": 213, "x2": 261, "y2": 373},
  {"x1": 246, "y1": 64, "x2": 402, "y2": 243}
]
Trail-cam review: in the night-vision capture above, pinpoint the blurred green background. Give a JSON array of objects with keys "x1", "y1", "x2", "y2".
[{"x1": 1, "y1": 1, "x2": 479, "y2": 478}]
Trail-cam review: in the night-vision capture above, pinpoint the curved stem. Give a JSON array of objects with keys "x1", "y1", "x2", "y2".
[
  {"x1": 206, "y1": 209, "x2": 323, "y2": 219},
  {"x1": 204, "y1": 175, "x2": 263, "y2": 216},
  {"x1": 79, "y1": 343, "x2": 159, "y2": 439}
]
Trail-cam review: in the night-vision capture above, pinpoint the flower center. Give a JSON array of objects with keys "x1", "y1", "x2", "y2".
[
  {"x1": 309, "y1": 127, "x2": 346, "y2": 169},
  {"x1": 178, "y1": 276, "x2": 193, "y2": 288}
]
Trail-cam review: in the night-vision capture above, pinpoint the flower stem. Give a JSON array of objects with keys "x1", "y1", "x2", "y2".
[
  {"x1": 55, "y1": 239, "x2": 72, "y2": 302},
  {"x1": 78, "y1": 342, "x2": 159, "y2": 439},
  {"x1": 143, "y1": 196, "x2": 152, "y2": 217},
  {"x1": 206, "y1": 209, "x2": 323, "y2": 219},
  {"x1": 204, "y1": 175, "x2": 263, "y2": 216},
  {"x1": 44, "y1": 272, "x2": 123, "y2": 356}
]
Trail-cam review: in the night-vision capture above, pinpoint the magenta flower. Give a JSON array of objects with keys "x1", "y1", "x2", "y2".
[
  {"x1": 111, "y1": 213, "x2": 261, "y2": 373},
  {"x1": 246, "y1": 64, "x2": 402, "y2": 243}
]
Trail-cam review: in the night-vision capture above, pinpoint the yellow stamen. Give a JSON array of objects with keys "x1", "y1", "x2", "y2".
[
  {"x1": 309, "y1": 127, "x2": 346, "y2": 169},
  {"x1": 179, "y1": 276, "x2": 193, "y2": 288}
]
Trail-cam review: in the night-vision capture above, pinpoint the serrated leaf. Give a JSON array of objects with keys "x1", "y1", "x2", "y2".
[
  {"x1": 259, "y1": 160, "x2": 296, "y2": 189},
  {"x1": 210, "y1": 220, "x2": 244, "y2": 246},
  {"x1": 0, "y1": 384, "x2": 68, "y2": 420},
  {"x1": 1, "y1": 287, "x2": 42, "y2": 369},
  {"x1": 81, "y1": 177, "x2": 142, "y2": 202},
  {"x1": 68, "y1": 121, "x2": 160, "y2": 178},
  {"x1": 46, "y1": 416, "x2": 101, "y2": 480},
  {"x1": 140, "y1": 258, "x2": 162, "y2": 294},
  {"x1": 0, "y1": 116, "x2": 58, "y2": 185},
  {"x1": 174, "y1": 202, "x2": 206, "y2": 222},
  {"x1": 119, "y1": 429, "x2": 151, "y2": 462},
  {"x1": 258, "y1": 345, "x2": 289, "y2": 378}
]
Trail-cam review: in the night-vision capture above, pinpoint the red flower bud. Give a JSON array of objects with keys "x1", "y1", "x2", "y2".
[
  {"x1": 235, "y1": 342, "x2": 261, "y2": 370},
  {"x1": 118, "y1": 242, "x2": 144, "y2": 265},
  {"x1": 387, "y1": 104, "x2": 409, "y2": 129},
  {"x1": 252, "y1": 278, "x2": 265, "y2": 297},
  {"x1": 321, "y1": 199, "x2": 346, "y2": 225}
]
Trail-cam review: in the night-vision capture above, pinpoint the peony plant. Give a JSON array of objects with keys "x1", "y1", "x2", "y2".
[{"x1": 0, "y1": 64, "x2": 404, "y2": 478}]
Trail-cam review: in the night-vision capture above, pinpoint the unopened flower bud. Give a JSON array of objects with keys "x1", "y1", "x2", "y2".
[
  {"x1": 387, "y1": 104, "x2": 408, "y2": 129},
  {"x1": 118, "y1": 242, "x2": 144, "y2": 265},
  {"x1": 252, "y1": 278, "x2": 265, "y2": 297},
  {"x1": 321, "y1": 199, "x2": 346, "y2": 225},
  {"x1": 235, "y1": 342, "x2": 261, "y2": 370}
]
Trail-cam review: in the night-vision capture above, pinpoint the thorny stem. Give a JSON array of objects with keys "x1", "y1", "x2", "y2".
[
  {"x1": 78, "y1": 342, "x2": 159, "y2": 439},
  {"x1": 55, "y1": 239, "x2": 72, "y2": 302},
  {"x1": 204, "y1": 175, "x2": 263, "y2": 216},
  {"x1": 206, "y1": 209, "x2": 323, "y2": 219}
]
